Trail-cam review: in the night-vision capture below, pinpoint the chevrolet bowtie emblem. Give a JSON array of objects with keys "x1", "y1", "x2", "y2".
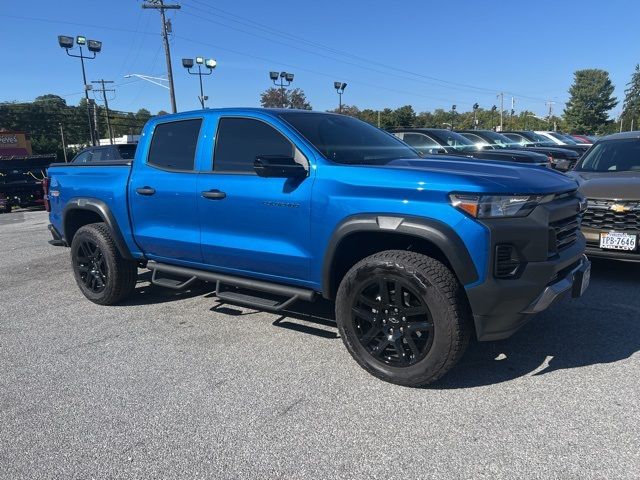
[{"x1": 610, "y1": 203, "x2": 629, "y2": 213}]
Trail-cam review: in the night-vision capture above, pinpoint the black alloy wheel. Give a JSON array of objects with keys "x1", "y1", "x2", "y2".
[
  {"x1": 74, "y1": 239, "x2": 108, "y2": 293},
  {"x1": 351, "y1": 276, "x2": 434, "y2": 367}
]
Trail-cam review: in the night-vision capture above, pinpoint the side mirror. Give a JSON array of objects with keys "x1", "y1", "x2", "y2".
[{"x1": 254, "y1": 155, "x2": 307, "y2": 178}]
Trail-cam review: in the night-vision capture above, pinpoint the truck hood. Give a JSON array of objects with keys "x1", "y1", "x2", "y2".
[
  {"x1": 567, "y1": 170, "x2": 640, "y2": 200},
  {"x1": 384, "y1": 157, "x2": 577, "y2": 194}
]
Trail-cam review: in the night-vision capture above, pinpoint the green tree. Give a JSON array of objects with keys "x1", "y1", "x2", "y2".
[
  {"x1": 622, "y1": 64, "x2": 640, "y2": 130},
  {"x1": 259, "y1": 87, "x2": 312, "y2": 109},
  {"x1": 564, "y1": 69, "x2": 617, "y2": 134}
]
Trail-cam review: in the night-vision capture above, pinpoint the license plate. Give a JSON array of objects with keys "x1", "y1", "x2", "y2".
[
  {"x1": 572, "y1": 261, "x2": 591, "y2": 298},
  {"x1": 599, "y1": 231, "x2": 637, "y2": 251}
]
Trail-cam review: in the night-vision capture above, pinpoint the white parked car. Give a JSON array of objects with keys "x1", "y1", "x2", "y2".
[{"x1": 535, "y1": 131, "x2": 591, "y2": 147}]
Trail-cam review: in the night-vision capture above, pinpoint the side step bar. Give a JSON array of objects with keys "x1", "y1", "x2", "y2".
[{"x1": 148, "y1": 261, "x2": 315, "y2": 310}]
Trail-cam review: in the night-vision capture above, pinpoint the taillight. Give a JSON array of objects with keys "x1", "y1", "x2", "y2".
[{"x1": 43, "y1": 177, "x2": 51, "y2": 212}]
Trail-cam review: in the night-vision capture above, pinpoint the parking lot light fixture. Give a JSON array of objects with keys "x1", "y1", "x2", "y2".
[
  {"x1": 183, "y1": 56, "x2": 216, "y2": 109},
  {"x1": 270, "y1": 71, "x2": 295, "y2": 108},
  {"x1": 58, "y1": 35, "x2": 74, "y2": 49},
  {"x1": 87, "y1": 40, "x2": 102, "y2": 53},
  {"x1": 58, "y1": 33, "x2": 101, "y2": 146}
]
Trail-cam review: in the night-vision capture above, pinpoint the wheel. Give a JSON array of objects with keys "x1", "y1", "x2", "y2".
[
  {"x1": 335, "y1": 250, "x2": 472, "y2": 387},
  {"x1": 70, "y1": 223, "x2": 138, "y2": 305},
  {"x1": 2, "y1": 203, "x2": 11, "y2": 214}
]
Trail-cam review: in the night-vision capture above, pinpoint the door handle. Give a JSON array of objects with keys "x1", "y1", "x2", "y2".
[
  {"x1": 136, "y1": 186, "x2": 156, "y2": 196},
  {"x1": 201, "y1": 189, "x2": 227, "y2": 200}
]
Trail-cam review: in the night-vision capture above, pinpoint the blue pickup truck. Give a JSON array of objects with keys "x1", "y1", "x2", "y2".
[{"x1": 46, "y1": 108, "x2": 590, "y2": 386}]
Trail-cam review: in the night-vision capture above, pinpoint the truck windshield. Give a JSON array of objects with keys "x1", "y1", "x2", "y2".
[
  {"x1": 575, "y1": 139, "x2": 640, "y2": 172},
  {"x1": 425, "y1": 130, "x2": 478, "y2": 152},
  {"x1": 279, "y1": 112, "x2": 420, "y2": 165},
  {"x1": 477, "y1": 131, "x2": 521, "y2": 148}
]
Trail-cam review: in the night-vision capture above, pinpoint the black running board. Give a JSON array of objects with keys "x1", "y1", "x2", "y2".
[{"x1": 147, "y1": 261, "x2": 315, "y2": 310}]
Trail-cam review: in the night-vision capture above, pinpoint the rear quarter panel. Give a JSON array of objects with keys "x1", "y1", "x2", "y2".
[{"x1": 47, "y1": 164, "x2": 143, "y2": 257}]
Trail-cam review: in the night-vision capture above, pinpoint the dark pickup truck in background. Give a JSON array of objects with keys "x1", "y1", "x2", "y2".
[{"x1": 0, "y1": 154, "x2": 56, "y2": 213}]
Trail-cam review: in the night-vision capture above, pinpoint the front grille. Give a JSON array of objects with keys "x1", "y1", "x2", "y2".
[
  {"x1": 550, "y1": 214, "x2": 581, "y2": 253},
  {"x1": 582, "y1": 199, "x2": 640, "y2": 231}
]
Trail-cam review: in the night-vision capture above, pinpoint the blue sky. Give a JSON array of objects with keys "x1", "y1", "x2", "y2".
[{"x1": 2, "y1": 0, "x2": 639, "y2": 116}]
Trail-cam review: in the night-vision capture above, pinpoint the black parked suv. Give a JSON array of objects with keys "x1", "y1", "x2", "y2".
[
  {"x1": 71, "y1": 144, "x2": 137, "y2": 164},
  {"x1": 459, "y1": 130, "x2": 580, "y2": 171},
  {"x1": 391, "y1": 128, "x2": 550, "y2": 167}
]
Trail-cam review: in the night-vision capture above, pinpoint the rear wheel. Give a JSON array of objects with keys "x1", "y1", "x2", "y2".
[
  {"x1": 70, "y1": 223, "x2": 138, "y2": 305},
  {"x1": 335, "y1": 250, "x2": 472, "y2": 387}
]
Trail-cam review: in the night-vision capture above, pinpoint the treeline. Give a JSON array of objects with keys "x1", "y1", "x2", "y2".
[
  {"x1": 325, "y1": 104, "x2": 566, "y2": 132},
  {"x1": 0, "y1": 94, "x2": 167, "y2": 160}
]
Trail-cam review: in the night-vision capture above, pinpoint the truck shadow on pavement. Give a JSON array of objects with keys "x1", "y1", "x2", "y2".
[
  {"x1": 434, "y1": 258, "x2": 640, "y2": 389},
  {"x1": 124, "y1": 260, "x2": 639, "y2": 388}
]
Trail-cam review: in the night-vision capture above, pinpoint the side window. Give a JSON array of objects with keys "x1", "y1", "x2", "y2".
[
  {"x1": 73, "y1": 150, "x2": 92, "y2": 164},
  {"x1": 402, "y1": 133, "x2": 440, "y2": 152},
  {"x1": 148, "y1": 119, "x2": 202, "y2": 171},
  {"x1": 393, "y1": 132, "x2": 404, "y2": 140},
  {"x1": 91, "y1": 148, "x2": 115, "y2": 162},
  {"x1": 213, "y1": 117, "x2": 295, "y2": 173}
]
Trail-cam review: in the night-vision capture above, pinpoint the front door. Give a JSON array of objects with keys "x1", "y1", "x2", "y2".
[{"x1": 197, "y1": 115, "x2": 314, "y2": 284}]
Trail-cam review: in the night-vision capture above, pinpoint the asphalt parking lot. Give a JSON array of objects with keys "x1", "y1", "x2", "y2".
[{"x1": 1, "y1": 210, "x2": 638, "y2": 479}]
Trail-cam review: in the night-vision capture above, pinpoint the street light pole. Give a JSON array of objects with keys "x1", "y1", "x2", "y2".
[
  {"x1": 58, "y1": 35, "x2": 102, "y2": 146},
  {"x1": 270, "y1": 71, "x2": 294, "y2": 108},
  {"x1": 334, "y1": 82, "x2": 347, "y2": 113},
  {"x1": 472, "y1": 103, "x2": 479, "y2": 129},
  {"x1": 183, "y1": 57, "x2": 216, "y2": 108},
  {"x1": 143, "y1": 0, "x2": 180, "y2": 113}
]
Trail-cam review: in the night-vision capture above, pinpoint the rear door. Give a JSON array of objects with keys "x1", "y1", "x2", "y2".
[
  {"x1": 196, "y1": 115, "x2": 314, "y2": 284},
  {"x1": 129, "y1": 118, "x2": 204, "y2": 263}
]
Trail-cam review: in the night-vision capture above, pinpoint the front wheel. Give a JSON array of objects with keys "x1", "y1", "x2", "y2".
[
  {"x1": 70, "y1": 223, "x2": 138, "y2": 305},
  {"x1": 335, "y1": 250, "x2": 472, "y2": 387}
]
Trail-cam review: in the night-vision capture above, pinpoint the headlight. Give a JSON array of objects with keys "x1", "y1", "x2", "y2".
[{"x1": 449, "y1": 193, "x2": 550, "y2": 218}]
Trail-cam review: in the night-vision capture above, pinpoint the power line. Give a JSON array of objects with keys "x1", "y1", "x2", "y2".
[{"x1": 180, "y1": 0, "x2": 553, "y2": 103}]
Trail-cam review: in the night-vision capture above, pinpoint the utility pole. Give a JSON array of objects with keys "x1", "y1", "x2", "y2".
[
  {"x1": 546, "y1": 101, "x2": 556, "y2": 130},
  {"x1": 510, "y1": 97, "x2": 515, "y2": 129},
  {"x1": 91, "y1": 100, "x2": 100, "y2": 145},
  {"x1": 92, "y1": 79, "x2": 115, "y2": 144},
  {"x1": 59, "y1": 123, "x2": 68, "y2": 163},
  {"x1": 143, "y1": 0, "x2": 180, "y2": 113},
  {"x1": 497, "y1": 92, "x2": 504, "y2": 131}
]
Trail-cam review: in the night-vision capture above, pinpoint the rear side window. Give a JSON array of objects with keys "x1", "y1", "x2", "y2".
[
  {"x1": 72, "y1": 150, "x2": 92, "y2": 164},
  {"x1": 117, "y1": 145, "x2": 137, "y2": 160},
  {"x1": 213, "y1": 117, "x2": 294, "y2": 173},
  {"x1": 92, "y1": 148, "x2": 115, "y2": 161},
  {"x1": 148, "y1": 119, "x2": 202, "y2": 171}
]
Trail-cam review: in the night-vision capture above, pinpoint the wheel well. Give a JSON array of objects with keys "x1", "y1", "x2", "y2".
[
  {"x1": 64, "y1": 209, "x2": 103, "y2": 243},
  {"x1": 326, "y1": 231, "x2": 455, "y2": 299}
]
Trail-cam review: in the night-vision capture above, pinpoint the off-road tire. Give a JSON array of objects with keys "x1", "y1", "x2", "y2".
[
  {"x1": 335, "y1": 250, "x2": 472, "y2": 387},
  {"x1": 70, "y1": 222, "x2": 138, "y2": 305}
]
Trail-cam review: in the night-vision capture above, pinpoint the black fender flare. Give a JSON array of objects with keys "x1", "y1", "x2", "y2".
[
  {"x1": 62, "y1": 198, "x2": 134, "y2": 260},
  {"x1": 321, "y1": 214, "x2": 479, "y2": 298}
]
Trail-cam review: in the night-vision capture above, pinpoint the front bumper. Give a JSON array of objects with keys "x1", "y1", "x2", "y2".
[{"x1": 465, "y1": 193, "x2": 588, "y2": 341}]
